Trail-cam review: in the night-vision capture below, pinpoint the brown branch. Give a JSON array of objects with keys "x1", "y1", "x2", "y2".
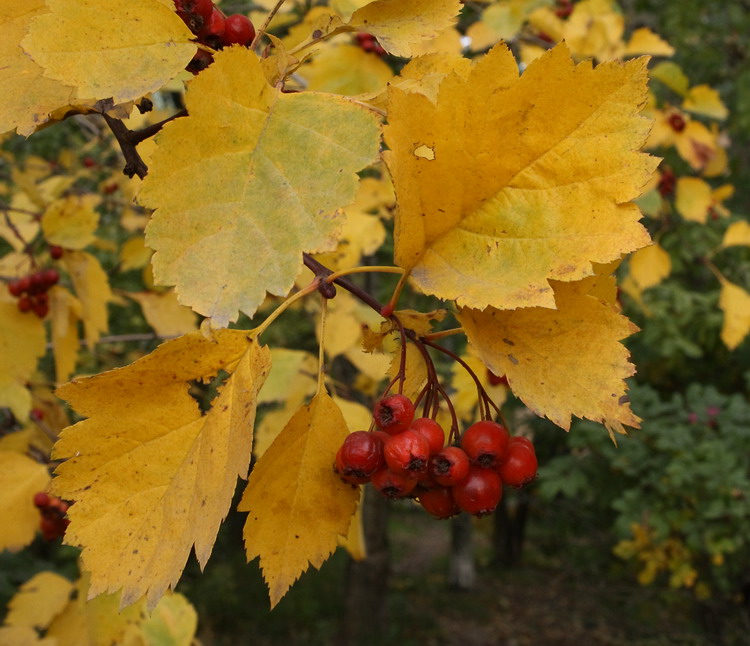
[
  {"x1": 102, "y1": 114, "x2": 148, "y2": 179},
  {"x1": 130, "y1": 109, "x2": 187, "y2": 145}
]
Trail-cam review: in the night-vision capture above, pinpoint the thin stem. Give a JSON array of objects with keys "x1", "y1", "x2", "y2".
[
  {"x1": 324, "y1": 265, "x2": 403, "y2": 284},
  {"x1": 130, "y1": 109, "x2": 187, "y2": 145},
  {"x1": 303, "y1": 253, "x2": 384, "y2": 313},
  {"x1": 382, "y1": 269, "x2": 410, "y2": 316},
  {"x1": 704, "y1": 258, "x2": 725, "y2": 284},
  {"x1": 316, "y1": 296, "x2": 328, "y2": 395},
  {"x1": 251, "y1": 0, "x2": 289, "y2": 48},
  {"x1": 422, "y1": 327, "x2": 463, "y2": 342},
  {"x1": 288, "y1": 26, "x2": 347, "y2": 57},
  {"x1": 2, "y1": 212, "x2": 34, "y2": 262},
  {"x1": 392, "y1": 317, "x2": 408, "y2": 395},
  {"x1": 254, "y1": 279, "x2": 321, "y2": 338}
]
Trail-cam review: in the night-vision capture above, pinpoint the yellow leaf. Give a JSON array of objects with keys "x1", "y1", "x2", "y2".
[
  {"x1": 119, "y1": 235, "x2": 153, "y2": 271},
  {"x1": 683, "y1": 85, "x2": 728, "y2": 121},
  {"x1": 128, "y1": 291, "x2": 198, "y2": 337},
  {"x1": 385, "y1": 44, "x2": 655, "y2": 311},
  {"x1": 722, "y1": 221, "x2": 750, "y2": 249},
  {"x1": 409, "y1": 27, "x2": 463, "y2": 56},
  {"x1": 0, "y1": 1, "x2": 76, "y2": 136},
  {"x1": 458, "y1": 279, "x2": 640, "y2": 435},
  {"x1": 0, "y1": 626, "x2": 55, "y2": 646},
  {"x1": 0, "y1": 451, "x2": 51, "y2": 551},
  {"x1": 467, "y1": 0, "x2": 544, "y2": 51},
  {"x1": 0, "y1": 303, "x2": 46, "y2": 420},
  {"x1": 239, "y1": 390, "x2": 359, "y2": 607},
  {"x1": 624, "y1": 27, "x2": 674, "y2": 57},
  {"x1": 139, "y1": 592, "x2": 198, "y2": 646},
  {"x1": 258, "y1": 349, "x2": 317, "y2": 407},
  {"x1": 649, "y1": 61, "x2": 689, "y2": 96},
  {"x1": 719, "y1": 280, "x2": 750, "y2": 350},
  {"x1": 5, "y1": 572, "x2": 74, "y2": 631},
  {"x1": 675, "y1": 177, "x2": 712, "y2": 223},
  {"x1": 62, "y1": 251, "x2": 112, "y2": 347},
  {"x1": 22, "y1": 0, "x2": 195, "y2": 105},
  {"x1": 0, "y1": 210, "x2": 40, "y2": 253},
  {"x1": 675, "y1": 120, "x2": 716, "y2": 171},
  {"x1": 299, "y1": 44, "x2": 393, "y2": 96},
  {"x1": 559, "y1": 0, "x2": 625, "y2": 62},
  {"x1": 139, "y1": 48, "x2": 381, "y2": 327},
  {"x1": 628, "y1": 243, "x2": 671, "y2": 291},
  {"x1": 347, "y1": 0, "x2": 462, "y2": 58},
  {"x1": 337, "y1": 492, "x2": 367, "y2": 560},
  {"x1": 394, "y1": 309, "x2": 447, "y2": 336},
  {"x1": 332, "y1": 396, "x2": 373, "y2": 432},
  {"x1": 41, "y1": 195, "x2": 99, "y2": 250},
  {"x1": 49, "y1": 286, "x2": 83, "y2": 384},
  {"x1": 52, "y1": 331, "x2": 271, "y2": 608}
]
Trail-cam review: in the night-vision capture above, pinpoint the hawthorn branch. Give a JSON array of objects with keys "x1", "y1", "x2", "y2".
[
  {"x1": 102, "y1": 114, "x2": 149, "y2": 179},
  {"x1": 130, "y1": 109, "x2": 187, "y2": 145}
]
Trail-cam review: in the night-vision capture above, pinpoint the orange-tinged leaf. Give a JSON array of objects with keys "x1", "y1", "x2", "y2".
[
  {"x1": 139, "y1": 48, "x2": 381, "y2": 327},
  {"x1": 22, "y1": 0, "x2": 195, "y2": 105},
  {"x1": 719, "y1": 279, "x2": 750, "y2": 351},
  {"x1": 385, "y1": 43, "x2": 656, "y2": 312},
  {"x1": 0, "y1": 451, "x2": 51, "y2": 551},
  {"x1": 5, "y1": 572, "x2": 74, "y2": 631},
  {"x1": 458, "y1": 279, "x2": 640, "y2": 435},
  {"x1": 239, "y1": 390, "x2": 359, "y2": 607},
  {"x1": 52, "y1": 331, "x2": 271, "y2": 609},
  {"x1": 0, "y1": 1, "x2": 76, "y2": 136}
]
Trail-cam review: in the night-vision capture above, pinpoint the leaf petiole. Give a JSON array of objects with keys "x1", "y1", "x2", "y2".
[
  {"x1": 324, "y1": 265, "x2": 403, "y2": 284},
  {"x1": 254, "y1": 279, "x2": 321, "y2": 339}
]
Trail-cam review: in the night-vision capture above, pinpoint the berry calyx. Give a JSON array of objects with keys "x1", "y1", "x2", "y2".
[
  {"x1": 222, "y1": 14, "x2": 255, "y2": 47},
  {"x1": 461, "y1": 420, "x2": 510, "y2": 469},
  {"x1": 418, "y1": 487, "x2": 460, "y2": 519},
  {"x1": 410, "y1": 417, "x2": 445, "y2": 455},
  {"x1": 451, "y1": 467, "x2": 503, "y2": 517},
  {"x1": 498, "y1": 440, "x2": 538, "y2": 487},
  {"x1": 371, "y1": 468, "x2": 418, "y2": 499},
  {"x1": 384, "y1": 430, "x2": 430, "y2": 474},
  {"x1": 335, "y1": 430, "x2": 384, "y2": 484},
  {"x1": 373, "y1": 394, "x2": 414, "y2": 435},
  {"x1": 430, "y1": 446, "x2": 470, "y2": 487}
]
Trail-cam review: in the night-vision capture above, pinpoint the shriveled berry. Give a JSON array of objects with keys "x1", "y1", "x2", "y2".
[
  {"x1": 430, "y1": 446, "x2": 470, "y2": 487},
  {"x1": 82, "y1": 156, "x2": 96, "y2": 168},
  {"x1": 452, "y1": 467, "x2": 502, "y2": 517},
  {"x1": 461, "y1": 420, "x2": 510, "y2": 469},
  {"x1": 33, "y1": 492, "x2": 50, "y2": 508},
  {"x1": 373, "y1": 394, "x2": 414, "y2": 435},
  {"x1": 418, "y1": 486, "x2": 460, "y2": 519},
  {"x1": 498, "y1": 442, "x2": 538, "y2": 487},
  {"x1": 384, "y1": 429, "x2": 430, "y2": 475},
  {"x1": 410, "y1": 418, "x2": 445, "y2": 455},
  {"x1": 338, "y1": 430, "x2": 384, "y2": 479},
  {"x1": 187, "y1": 49, "x2": 214, "y2": 74},
  {"x1": 222, "y1": 14, "x2": 255, "y2": 47},
  {"x1": 371, "y1": 468, "x2": 418, "y2": 499}
]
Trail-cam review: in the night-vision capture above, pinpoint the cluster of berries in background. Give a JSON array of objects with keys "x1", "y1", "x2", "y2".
[
  {"x1": 33, "y1": 492, "x2": 70, "y2": 542},
  {"x1": 173, "y1": 0, "x2": 256, "y2": 74},
  {"x1": 6, "y1": 267, "x2": 59, "y2": 318},
  {"x1": 334, "y1": 393, "x2": 538, "y2": 519},
  {"x1": 355, "y1": 33, "x2": 387, "y2": 57}
]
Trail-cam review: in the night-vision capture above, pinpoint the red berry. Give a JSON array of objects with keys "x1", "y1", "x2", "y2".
[
  {"x1": 418, "y1": 487, "x2": 460, "y2": 519},
  {"x1": 33, "y1": 492, "x2": 50, "y2": 508},
  {"x1": 222, "y1": 14, "x2": 255, "y2": 47},
  {"x1": 103, "y1": 182, "x2": 119, "y2": 195},
  {"x1": 461, "y1": 420, "x2": 510, "y2": 469},
  {"x1": 334, "y1": 447, "x2": 369, "y2": 485},
  {"x1": 509, "y1": 435, "x2": 535, "y2": 454},
  {"x1": 41, "y1": 268, "x2": 59, "y2": 287},
  {"x1": 336, "y1": 431, "x2": 384, "y2": 483},
  {"x1": 410, "y1": 418, "x2": 445, "y2": 455},
  {"x1": 30, "y1": 408, "x2": 44, "y2": 421},
  {"x1": 190, "y1": 0, "x2": 213, "y2": 21},
  {"x1": 498, "y1": 443, "x2": 538, "y2": 487},
  {"x1": 430, "y1": 446, "x2": 470, "y2": 487},
  {"x1": 452, "y1": 467, "x2": 503, "y2": 517},
  {"x1": 40, "y1": 516, "x2": 59, "y2": 540},
  {"x1": 36, "y1": 292, "x2": 49, "y2": 306},
  {"x1": 658, "y1": 169, "x2": 676, "y2": 197},
  {"x1": 383, "y1": 430, "x2": 430, "y2": 475},
  {"x1": 82, "y1": 156, "x2": 96, "y2": 168},
  {"x1": 17, "y1": 296, "x2": 32, "y2": 313},
  {"x1": 7, "y1": 280, "x2": 22, "y2": 297},
  {"x1": 199, "y1": 6, "x2": 225, "y2": 39},
  {"x1": 371, "y1": 468, "x2": 418, "y2": 499},
  {"x1": 29, "y1": 272, "x2": 45, "y2": 294},
  {"x1": 49, "y1": 245, "x2": 64, "y2": 260},
  {"x1": 668, "y1": 112, "x2": 686, "y2": 133},
  {"x1": 33, "y1": 301, "x2": 49, "y2": 318},
  {"x1": 16, "y1": 275, "x2": 31, "y2": 294},
  {"x1": 373, "y1": 394, "x2": 414, "y2": 435}
]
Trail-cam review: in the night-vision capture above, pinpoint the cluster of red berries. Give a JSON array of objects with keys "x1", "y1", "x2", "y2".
[
  {"x1": 658, "y1": 168, "x2": 676, "y2": 197},
  {"x1": 173, "y1": 0, "x2": 256, "y2": 74},
  {"x1": 33, "y1": 492, "x2": 70, "y2": 541},
  {"x1": 334, "y1": 394, "x2": 538, "y2": 519},
  {"x1": 6, "y1": 268, "x2": 59, "y2": 318},
  {"x1": 355, "y1": 33, "x2": 387, "y2": 56}
]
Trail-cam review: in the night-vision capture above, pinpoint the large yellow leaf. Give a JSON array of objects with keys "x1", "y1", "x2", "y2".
[
  {"x1": 0, "y1": 451, "x2": 51, "y2": 551},
  {"x1": 0, "y1": 303, "x2": 47, "y2": 420},
  {"x1": 719, "y1": 279, "x2": 750, "y2": 351},
  {"x1": 62, "y1": 251, "x2": 112, "y2": 347},
  {"x1": 0, "y1": 1, "x2": 75, "y2": 136},
  {"x1": 52, "y1": 331, "x2": 271, "y2": 608},
  {"x1": 22, "y1": 0, "x2": 195, "y2": 105},
  {"x1": 239, "y1": 390, "x2": 359, "y2": 607},
  {"x1": 139, "y1": 48, "x2": 381, "y2": 327},
  {"x1": 458, "y1": 279, "x2": 640, "y2": 435},
  {"x1": 4, "y1": 572, "x2": 74, "y2": 631},
  {"x1": 385, "y1": 43, "x2": 656, "y2": 312}
]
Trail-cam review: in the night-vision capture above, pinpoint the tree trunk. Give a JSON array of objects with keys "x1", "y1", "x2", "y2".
[
  {"x1": 493, "y1": 490, "x2": 529, "y2": 568},
  {"x1": 449, "y1": 513, "x2": 476, "y2": 589}
]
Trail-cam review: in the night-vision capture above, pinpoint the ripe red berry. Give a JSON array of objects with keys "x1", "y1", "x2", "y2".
[
  {"x1": 29, "y1": 272, "x2": 45, "y2": 294},
  {"x1": 30, "y1": 408, "x2": 44, "y2": 421},
  {"x1": 33, "y1": 492, "x2": 50, "y2": 508},
  {"x1": 222, "y1": 14, "x2": 255, "y2": 47},
  {"x1": 33, "y1": 300, "x2": 49, "y2": 318},
  {"x1": 418, "y1": 487, "x2": 460, "y2": 519},
  {"x1": 371, "y1": 468, "x2": 418, "y2": 499},
  {"x1": 18, "y1": 296, "x2": 32, "y2": 313},
  {"x1": 16, "y1": 275, "x2": 31, "y2": 294},
  {"x1": 410, "y1": 418, "x2": 445, "y2": 455},
  {"x1": 7, "y1": 280, "x2": 22, "y2": 297},
  {"x1": 461, "y1": 420, "x2": 510, "y2": 469},
  {"x1": 452, "y1": 467, "x2": 503, "y2": 516},
  {"x1": 509, "y1": 435, "x2": 535, "y2": 454},
  {"x1": 498, "y1": 442, "x2": 538, "y2": 487},
  {"x1": 334, "y1": 447, "x2": 369, "y2": 485},
  {"x1": 82, "y1": 156, "x2": 96, "y2": 168},
  {"x1": 199, "y1": 6, "x2": 225, "y2": 39},
  {"x1": 336, "y1": 431, "x2": 384, "y2": 481},
  {"x1": 668, "y1": 112, "x2": 686, "y2": 133},
  {"x1": 384, "y1": 429, "x2": 430, "y2": 475},
  {"x1": 41, "y1": 268, "x2": 59, "y2": 287},
  {"x1": 49, "y1": 245, "x2": 64, "y2": 260},
  {"x1": 430, "y1": 446, "x2": 470, "y2": 487},
  {"x1": 36, "y1": 292, "x2": 49, "y2": 306},
  {"x1": 373, "y1": 394, "x2": 414, "y2": 435}
]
